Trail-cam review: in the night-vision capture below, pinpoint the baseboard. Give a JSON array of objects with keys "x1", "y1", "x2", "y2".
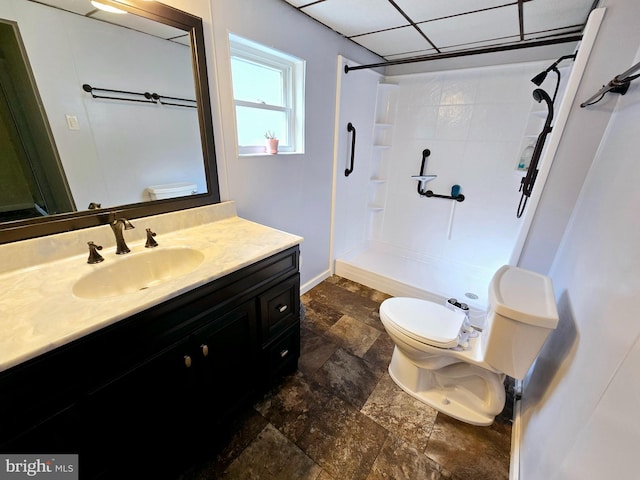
[
  {"x1": 301, "y1": 268, "x2": 332, "y2": 295},
  {"x1": 334, "y1": 259, "x2": 444, "y2": 303}
]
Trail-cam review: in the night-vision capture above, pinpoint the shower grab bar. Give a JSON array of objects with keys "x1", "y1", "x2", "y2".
[
  {"x1": 415, "y1": 149, "x2": 436, "y2": 195},
  {"x1": 424, "y1": 190, "x2": 465, "y2": 202},
  {"x1": 345, "y1": 122, "x2": 356, "y2": 176},
  {"x1": 414, "y1": 148, "x2": 465, "y2": 201}
]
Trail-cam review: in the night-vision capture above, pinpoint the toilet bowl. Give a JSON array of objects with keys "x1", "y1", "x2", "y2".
[{"x1": 379, "y1": 265, "x2": 559, "y2": 426}]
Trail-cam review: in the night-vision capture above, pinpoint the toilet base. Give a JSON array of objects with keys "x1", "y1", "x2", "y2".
[{"x1": 387, "y1": 347, "x2": 505, "y2": 426}]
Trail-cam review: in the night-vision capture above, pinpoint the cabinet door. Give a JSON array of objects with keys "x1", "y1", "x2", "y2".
[
  {"x1": 193, "y1": 300, "x2": 258, "y2": 421},
  {"x1": 79, "y1": 337, "x2": 198, "y2": 477}
]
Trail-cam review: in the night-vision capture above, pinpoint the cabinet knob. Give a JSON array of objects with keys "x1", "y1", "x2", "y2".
[
  {"x1": 200, "y1": 344, "x2": 209, "y2": 357},
  {"x1": 184, "y1": 355, "x2": 192, "y2": 368},
  {"x1": 280, "y1": 349, "x2": 289, "y2": 358},
  {"x1": 276, "y1": 304, "x2": 288, "y2": 313}
]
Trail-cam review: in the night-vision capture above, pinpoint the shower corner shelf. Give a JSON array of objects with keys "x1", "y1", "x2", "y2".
[
  {"x1": 368, "y1": 204, "x2": 384, "y2": 212},
  {"x1": 373, "y1": 144, "x2": 391, "y2": 149},
  {"x1": 370, "y1": 177, "x2": 386, "y2": 184},
  {"x1": 375, "y1": 123, "x2": 393, "y2": 129}
]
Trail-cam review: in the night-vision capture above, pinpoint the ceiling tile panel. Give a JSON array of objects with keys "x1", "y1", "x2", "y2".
[
  {"x1": 439, "y1": 35, "x2": 521, "y2": 52},
  {"x1": 419, "y1": 5, "x2": 519, "y2": 49},
  {"x1": 279, "y1": 0, "x2": 595, "y2": 66},
  {"x1": 385, "y1": 49, "x2": 438, "y2": 61},
  {"x1": 353, "y1": 26, "x2": 432, "y2": 57},
  {"x1": 282, "y1": 0, "x2": 315, "y2": 7},
  {"x1": 393, "y1": 0, "x2": 513, "y2": 22},
  {"x1": 524, "y1": 26, "x2": 583, "y2": 41},
  {"x1": 523, "y1": 0, "x2": 593, "y2": 33},
  {"x1": 302, "y1": 0, "x2": 408, "y2": 37}
]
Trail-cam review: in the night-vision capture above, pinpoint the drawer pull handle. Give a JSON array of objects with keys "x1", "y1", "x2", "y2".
[
  {"x1": 184, "y1": 355, "x2": 192, "y2": 368},
  {"x1": 280, "y1": 349, "x2": 289, "y2": 358},
  {"x1": 201, "y1": 344, "x2": 209, "y2": 357},
  {"x1": 277, "y1": 304, "x2": 288, "y2": 313}
]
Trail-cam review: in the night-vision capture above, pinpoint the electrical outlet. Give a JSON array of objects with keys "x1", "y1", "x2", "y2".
[{"x1": 65, "y1": 114, "x2": 80, "y2": 130}]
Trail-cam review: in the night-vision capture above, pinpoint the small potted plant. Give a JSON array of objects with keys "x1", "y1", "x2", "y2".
[{"x1": 264, "y1": 130, "x2": 279, "y2": 154}]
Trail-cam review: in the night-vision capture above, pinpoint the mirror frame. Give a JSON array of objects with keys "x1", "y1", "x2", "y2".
[{"x1": 0, "y1": 0, "x2": 220, "y2": 244}]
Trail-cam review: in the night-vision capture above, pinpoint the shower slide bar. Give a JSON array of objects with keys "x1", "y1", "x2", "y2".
[
  {"x1": 345, "y1": 122, "x2": 356, "y2": 176},
  {"x1": 82, "y1": 84, "x2": 197, "y2": 108},
  {"x1": 580, "y1": 60, "x2": 640, "y2": 107}
]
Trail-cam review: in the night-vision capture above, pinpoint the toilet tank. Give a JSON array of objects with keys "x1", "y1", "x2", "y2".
[
  {"x1": 481, "y1": 265, "x2": 559, "y2": 379},
  {"x1": 146, "y1": 182, "x2": 197, "y2": 200}
]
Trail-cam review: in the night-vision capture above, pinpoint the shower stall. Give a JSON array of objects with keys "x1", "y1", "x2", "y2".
[{"x1": 331, "y1": 44, "x2": 595, "y2": 316}]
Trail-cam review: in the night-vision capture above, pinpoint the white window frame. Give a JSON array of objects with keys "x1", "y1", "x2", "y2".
[{"x1": 229, "y1": 33, "x2": 305, "y2": 155}]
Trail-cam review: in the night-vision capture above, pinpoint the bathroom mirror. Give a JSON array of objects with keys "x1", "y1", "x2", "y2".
[{"x1": 0, "y1": 0, "x2": 219, "y2": 244}]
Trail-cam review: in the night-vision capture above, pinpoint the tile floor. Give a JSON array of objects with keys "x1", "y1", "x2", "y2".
[{"x1": 181, "y1": 276, "x2": 512, "y2": 480}]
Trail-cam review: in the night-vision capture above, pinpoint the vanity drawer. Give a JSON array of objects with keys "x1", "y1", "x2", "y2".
[
  {"x1": 263, "y1": 324, "x2": 300, "y2": 382},
  {"x1": 258, "y1": 274, "x2": 299, "y2": 342}
]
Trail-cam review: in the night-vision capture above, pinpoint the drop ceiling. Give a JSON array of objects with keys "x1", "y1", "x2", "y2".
[
  {"x1": 26, "y1": 0, "x2": 190, "y2": 45},
  {"x1": 282, "y1": 0, "x2": 599, "y2": 70}
]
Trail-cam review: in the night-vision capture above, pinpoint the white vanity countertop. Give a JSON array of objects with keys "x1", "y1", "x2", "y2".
[{"x1": 0, "y1": 203, "x2": 303, "y2": 372}]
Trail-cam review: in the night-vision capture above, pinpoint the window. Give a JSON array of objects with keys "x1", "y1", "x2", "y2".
[{"x1": 229, "y1": 33, "x2": 305, "y2": 155}]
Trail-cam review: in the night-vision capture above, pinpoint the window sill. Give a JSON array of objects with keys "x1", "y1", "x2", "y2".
[{"x1": 239, "y1": 151, "x2": 303, "y2": 158}]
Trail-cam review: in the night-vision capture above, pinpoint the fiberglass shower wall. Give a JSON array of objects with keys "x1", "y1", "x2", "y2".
[{"x1": 372, "y1": 61, "x2": 562, "y2": 285}]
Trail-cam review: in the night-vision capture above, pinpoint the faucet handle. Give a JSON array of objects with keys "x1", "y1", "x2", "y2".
[
  {"x1": 145, "y1": 228, "x2": 158, "y2": 248},
  {"x1": 87, "y1": 241, "x2": 104, "y2": 264}
]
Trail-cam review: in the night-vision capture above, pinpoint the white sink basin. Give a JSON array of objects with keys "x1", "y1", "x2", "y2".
[{"x1": 73, "y1": 247, "x2": 205, "y2": 299}]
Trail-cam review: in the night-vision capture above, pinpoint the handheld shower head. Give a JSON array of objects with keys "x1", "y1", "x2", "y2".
[{"x1": 533, "y1": 88, "x2": 550, "y2": 103}]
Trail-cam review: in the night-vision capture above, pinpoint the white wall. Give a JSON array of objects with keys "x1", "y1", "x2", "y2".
[
  {"x1": 2, "y1": 0, "x2": 205, "y2": 209},
  {"x1": 519, "y1": 0, "x2": 640, "y2": 274},
  {"x1": 332, "y1": 57, "x2": 381, "y2": 260},
  {"x1": 520, "y1": 50, "x2": 640, "y2": 477},
  {"x1": 376, "y1": 62, "x2": 549, "y2": 275},
  {"x1": 518, "y1": 0, "x2": 640, "y2": 475},
  {"x1": 208, "y1": 0, "x2": 381, "y2": 289}
]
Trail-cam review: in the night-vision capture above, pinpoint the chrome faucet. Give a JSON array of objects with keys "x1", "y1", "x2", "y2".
[{"x1": 110, "y1": 216, "x2": 135, "y2": 254}]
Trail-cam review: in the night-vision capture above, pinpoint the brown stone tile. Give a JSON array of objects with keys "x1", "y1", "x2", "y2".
[
  {"x1": 254, "y1": 374, "x2": 325, "y2": 444},
  {"x1": 296, "y1": 394, "x2": 388, "y2": 480},
  {"x1": 315, "y1": 471, "x2": 335, "y2": 480},
  {"x1": 256, "y1": 371, "x2": 388, "y2": 480},
  {"x1": 331, "y1": 276, "x2": 392, "y2": 304},
  {"x1": 179, "y1": 408, "x2": 268, "y2": 479},
  {"x1": 304, "y1": 281, "x2": 384, "y2": 331},
  {"x1": 221, "y1": 424, "x2": 322, "y2": 479},
  {"x1": 425, "y1": 413, "x2": 512, "y2": 480},
  {"x1": 301, "y1": 297, "x2": 343, "y2": 336},
  {"x1": 366, "y1": 434, "x2": 453, "y2": 480},
  {"x1": 361, "y1": 373, "x2": 438, "y2": 451},
  {"x1": 362, "y1": 332, "x2": 395, "y2": 374},
  {"x1": 299, "y1": 327, "x2": 339, "y2": 376},
  {"x1": 324, "y1": 315, "x2": 381, "y2": 358},
  {"x1": 312, "y1": 348, "x2": 383, "y2": 409}
]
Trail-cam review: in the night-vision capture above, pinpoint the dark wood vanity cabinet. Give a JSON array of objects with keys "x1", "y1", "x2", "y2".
[{"x1": 0, "y1": 246, "x2": 300, "y2": 477}]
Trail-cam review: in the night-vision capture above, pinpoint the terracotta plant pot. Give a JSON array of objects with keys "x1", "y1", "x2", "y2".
[{"x1": 265, "y1": 138, "x2": 279, "y2": 154}]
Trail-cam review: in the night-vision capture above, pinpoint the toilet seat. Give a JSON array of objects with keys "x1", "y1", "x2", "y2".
[{"x1": 380, "y1": 297, "x2": 466, "y2": 349}]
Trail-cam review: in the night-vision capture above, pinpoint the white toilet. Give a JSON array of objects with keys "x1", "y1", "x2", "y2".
[
  {"x1": 379, "y1": 265, "x2": 559, "y2": 426},
  {"x1": 146, "y1": 182, "x2": 197, "y2": 201}
]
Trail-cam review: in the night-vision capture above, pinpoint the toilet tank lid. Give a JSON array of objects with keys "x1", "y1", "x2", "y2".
[{"x1": 489, "y1": 266, "x2": 559, "y2": 328}]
